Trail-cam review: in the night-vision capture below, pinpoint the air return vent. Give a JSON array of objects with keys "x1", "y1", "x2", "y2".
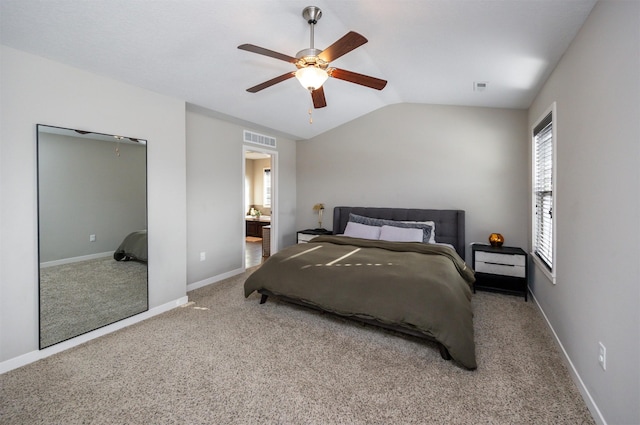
[{"x1": 243, "y1": 130, "x2": 276, "y2": 148}]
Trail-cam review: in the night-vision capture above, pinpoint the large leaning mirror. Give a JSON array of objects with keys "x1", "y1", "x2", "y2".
[{"x1": 37, "y1": 124, "x2": 148, "y2": 349}]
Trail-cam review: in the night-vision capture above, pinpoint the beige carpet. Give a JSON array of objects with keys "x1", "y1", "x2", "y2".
[
  {"x1": 0, "y1": 268, "x2": 594, "y2": 424},
  {"x1": 246, "y1": 236, "x2": 262, "y2": 243},
  {"x1": 39, "y1": 257, "x2": 148, "y2": 348}
]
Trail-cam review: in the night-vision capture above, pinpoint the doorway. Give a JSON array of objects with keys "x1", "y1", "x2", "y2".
[{"x1": 243, "y1": 147, "x2": 276, "y2": 268}]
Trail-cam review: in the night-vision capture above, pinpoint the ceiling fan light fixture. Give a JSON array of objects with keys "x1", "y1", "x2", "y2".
[{"x1": 295, "y1": 66, "x2": 328, "y2": 91}]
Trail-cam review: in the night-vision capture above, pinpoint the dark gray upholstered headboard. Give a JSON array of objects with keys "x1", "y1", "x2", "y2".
[{"x1": 333, "y1": 207, "x2": 466, "y2": 260}]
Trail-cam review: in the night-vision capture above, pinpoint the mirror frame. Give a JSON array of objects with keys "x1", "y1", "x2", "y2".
[{"x1": 36, "y1": 124, "x2": 149, "y2": 349}]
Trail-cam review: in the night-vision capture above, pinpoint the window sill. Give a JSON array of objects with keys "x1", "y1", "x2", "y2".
[{"x1": 530, "y1": 252, "x2": 556, "y2": 285}]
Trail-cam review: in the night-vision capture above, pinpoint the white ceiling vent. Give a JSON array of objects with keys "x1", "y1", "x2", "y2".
[{"x1": 244, "y1": 130, "x2": 276, "y2": 148}]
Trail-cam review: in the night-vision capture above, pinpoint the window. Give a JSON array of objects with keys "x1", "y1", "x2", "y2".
[
  {"x1": 263, "y1": 168, "x2": 271, "y2": 208},
  {"x1": 532, "y1": 105, "x2": 555, "y2": 280}
]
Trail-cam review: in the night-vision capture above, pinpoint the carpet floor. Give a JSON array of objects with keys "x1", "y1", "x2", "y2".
[
  {"x1": 39, "y1": 257, "x2": 147, "y2": 348},
  {"x1": 0, "y1": 267, "x2": 594, "y2": 424}
]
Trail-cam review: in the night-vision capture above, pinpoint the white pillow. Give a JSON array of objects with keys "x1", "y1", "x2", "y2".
[
  {"x1": 343, "y1": 221, "x2": 381, "y2": 240},
  {"x1": 379, "y1": 225, "x2": 424, "y2": 242}
]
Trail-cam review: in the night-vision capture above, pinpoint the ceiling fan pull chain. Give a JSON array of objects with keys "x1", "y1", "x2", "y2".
[{"x1": 308, "y1": 94, "x2": 314, "y2": 124}]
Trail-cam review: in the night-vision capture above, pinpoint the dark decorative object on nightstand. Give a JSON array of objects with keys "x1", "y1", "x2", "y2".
[{"x1": 472, "y1": 244, "x2": 528, "y2": 301}]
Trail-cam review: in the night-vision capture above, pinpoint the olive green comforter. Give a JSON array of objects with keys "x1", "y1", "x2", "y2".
[{"x1": 244, "y1": 235, "x2": 477, "y2": 369}]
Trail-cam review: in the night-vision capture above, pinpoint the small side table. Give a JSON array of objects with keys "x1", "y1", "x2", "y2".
[
  {"x1": 297, "y1": 228, "x2": 332, "y2": 243},
  {"x1": 262, "y1": 225, "x2": 271, "y2": 257},
  {"x1": 472, "y1": 244, "x2": 528, "y2": 301}
]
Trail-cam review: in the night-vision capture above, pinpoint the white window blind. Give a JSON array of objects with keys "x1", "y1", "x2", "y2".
[
  {"x1": 533, "y1": 112, "x2": 553, "y2": 270},
  {"x1": 263, "y1": 168, "x2": 271, "y2": 208}
]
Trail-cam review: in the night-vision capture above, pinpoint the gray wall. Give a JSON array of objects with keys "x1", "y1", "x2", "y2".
[
  {"x1": 185, "y1": 108, "x2": 297, "y2": 285},
  {"x1": 527, "y1": 1, "x2": 639, "y2": 424},
  {"x1": 38, "y1": 133, "x2": 146, "y2": 262},
  {"x1": 296, "y1": 103, "x2": 529, "y2": 260},
  {"x1": 0, "y1": 46, "x2": 187, "y2": 363}
]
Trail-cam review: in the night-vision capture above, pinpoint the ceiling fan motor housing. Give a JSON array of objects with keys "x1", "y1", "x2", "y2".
[{"x1": 295, "y1": 48, "x2": 328, "y2": 69}]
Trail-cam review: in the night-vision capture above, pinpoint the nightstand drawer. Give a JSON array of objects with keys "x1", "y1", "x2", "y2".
[
  {"x1": 297, "y1": 233, "x2": 317, "y2": 243},
  {"x1": 475, "y1": 251, "x2": 525, "y2": 266},
  {"x1": 475, "y1": 261, "x2": 526, "y2": 278}
]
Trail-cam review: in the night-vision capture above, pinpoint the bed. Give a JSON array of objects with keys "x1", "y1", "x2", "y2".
[
  {"x1": 113, "y1": 230, "x2": 148, "y2": 262},
  {"x1": 244, "y1": 207, "x2": 476, "y2": 369}
]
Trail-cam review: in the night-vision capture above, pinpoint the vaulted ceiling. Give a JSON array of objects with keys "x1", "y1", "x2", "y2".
[{"x1": 0, "y1": 0, "x2": 597, "y2": 140}]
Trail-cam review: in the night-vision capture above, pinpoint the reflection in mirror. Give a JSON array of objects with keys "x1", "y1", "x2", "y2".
[{"x1": 37, "y1": 125, "x2": 148, "y2": 349}]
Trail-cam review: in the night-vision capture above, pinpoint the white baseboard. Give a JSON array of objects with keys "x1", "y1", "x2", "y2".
[
  {"x1": 0, "y1": 296, "x2": 189, "y2": 375},
  {"x1": 529, "y1": 290, "x2": 607, "y2": 425},
  {"x1": 41, "y1": 251, "x2": 113, "y2": 268},
  {"x1": 186, "y1": 267, "x2": 245, "y2": 292}
]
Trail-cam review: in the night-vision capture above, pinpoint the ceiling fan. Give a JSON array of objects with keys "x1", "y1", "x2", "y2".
[{"x1": 238, "y1": 5, "x2": 387, "y2": 109}]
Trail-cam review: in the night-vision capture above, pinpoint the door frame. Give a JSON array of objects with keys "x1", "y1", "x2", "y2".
[{"x1": 242, "y1": 146, "x2": 278, "y2": 269}]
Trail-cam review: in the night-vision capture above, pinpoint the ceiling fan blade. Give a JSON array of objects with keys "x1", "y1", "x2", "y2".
[
  {"x1": 311, "y1": 86, "x2": 327, "y2": 108},
  {"x1": 329, "y1": 68, "x2": 387, "y2": 90},
  {"x1": 247, "y1": 72, "x2": 296, "y2": 93},
  {"x1": 238, "y1": 44, "x2": 298, "y2": 63},
  {"x1": 318, "y1": 31, "x2": 368, "y2": 63}
]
